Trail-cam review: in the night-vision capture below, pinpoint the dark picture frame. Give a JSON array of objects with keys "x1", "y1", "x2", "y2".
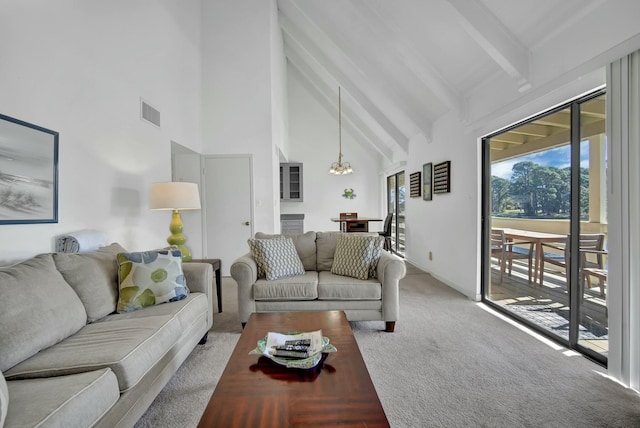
[
  {"x1": 0, "y1": 113, "x2": 59, "y2": 224},
  {"x1": 433, "y1": 160, "x2": 451, "y2": 194},
  {"x1": 422, "y1": 162, "x2": 432, "y2": 201},
  {"x1": 409, "y1": 171, "x2": 421, "y2": 198}
]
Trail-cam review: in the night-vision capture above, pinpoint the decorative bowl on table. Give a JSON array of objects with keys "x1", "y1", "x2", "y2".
[{"x1": 249, "y1": 331, "x2": 337, "y2": 369}]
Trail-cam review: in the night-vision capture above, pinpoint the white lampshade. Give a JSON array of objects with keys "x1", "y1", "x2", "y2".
[{"x1": 150, "y1": 182, "x2": 201, "y2": 210}]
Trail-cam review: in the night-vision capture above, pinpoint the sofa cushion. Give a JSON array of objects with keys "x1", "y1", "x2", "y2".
[
  {"x1": 331, "y1": 234, "x2": 384, "y2": 280},
  {"x1": 99, "y1": 293, "x2": 208, "y2": 340},
  {"x1": 318, "y1": 271, "x2": 382, "y2": 300},
  {"x1": 316, "y1": 231, "x2": 343, "y2": 271},
  {"x1": 0, "y1": 372, "x2": 7, "y2": 428},
  {"x1": 53, "y1": 242, "x2": 126, "y2": 322},
  {"x1": 4, "y1": 313, "x2": 182, "y2": 392},
  {"x1": 116, "y1": 247, "x2": 189, "y2": 313},
  {"x1": 0, "y1": 254, "x2": 87, "y2": 372},
  {"x1": 253, "y1": 271, "x2": 319, "y2": 301},
  {"x1": 255, "y1": 231, "x2": 317, "y2": 271},
  {"x1": 5, "y1": 368, "x2": 119, "y2": 428},
  {"x1": 248, "y1": 237, "x2": 305, "y2": 281}
]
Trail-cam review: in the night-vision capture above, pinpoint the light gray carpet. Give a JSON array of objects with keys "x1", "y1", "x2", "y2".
[{"x1": 135, "y1": 264, "x2": 640, "y2": 427}]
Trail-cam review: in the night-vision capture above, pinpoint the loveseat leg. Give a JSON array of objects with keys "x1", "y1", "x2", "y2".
[
  {"x1": 241, "y1": 322, "x2": 246, "y2": 329},
  {"x1": 385, "y1": 322, "x2": 396, "y2": 332},
  {"x1": 199, "y1": 333, "x2": 208, "y2": 344}
]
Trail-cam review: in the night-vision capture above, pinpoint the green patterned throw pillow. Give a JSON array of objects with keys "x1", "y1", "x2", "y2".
[
  {"x1": 332, "y1": 234, "x2": 384, "y2": 280},
  {"x1": 247, "y1": 237, "x2": 305, "y2": 281},
  {"x1": 116, "y1": 247, "x2": 188, "y2": 313}
]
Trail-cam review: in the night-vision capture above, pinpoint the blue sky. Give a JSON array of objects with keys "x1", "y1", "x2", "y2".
[{"x1": 492, "y1": 141, "x2": 590, "y2": 180}]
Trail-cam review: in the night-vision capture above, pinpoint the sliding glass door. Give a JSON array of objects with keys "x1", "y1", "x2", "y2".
[
  {"x1": 386, "y1": 171, "x2": 405, "y2": 256},
  {"x1": 482, "y1": 89, "x2": 607, "y2": 365}
]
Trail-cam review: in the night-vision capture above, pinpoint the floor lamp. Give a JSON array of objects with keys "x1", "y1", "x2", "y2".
[{"x1": 150, "y1": 182, "x2": 201, "y2": 262}]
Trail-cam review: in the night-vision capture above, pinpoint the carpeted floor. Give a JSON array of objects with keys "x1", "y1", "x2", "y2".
[{"x1": 135, "y1": 263, "x2": 640, "y2": 427}]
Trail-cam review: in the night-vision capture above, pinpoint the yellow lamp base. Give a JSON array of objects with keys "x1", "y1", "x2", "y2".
[{"x1": 167, "y1": 210, "x2": 192, "y2": 262}]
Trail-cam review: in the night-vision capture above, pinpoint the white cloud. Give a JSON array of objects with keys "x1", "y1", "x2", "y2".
[{"x1": 492, "y1": 160, "x2": 517, "y2": 179}]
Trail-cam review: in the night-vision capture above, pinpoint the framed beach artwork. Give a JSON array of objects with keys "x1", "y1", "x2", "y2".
[
  {"x1": 0, "y1": 113, "x2": 59, "y2": 224},
  {"x1": 422, "y1": 162, "x2": 432, "y2": 201}
]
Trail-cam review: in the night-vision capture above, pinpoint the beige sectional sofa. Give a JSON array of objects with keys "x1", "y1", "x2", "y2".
[
  {"x1": 0, "y1": 243, "x2": 213, "y2": 428},
  {"x1": 231, "y1": 231, "x2": 406, "y2": 332}
]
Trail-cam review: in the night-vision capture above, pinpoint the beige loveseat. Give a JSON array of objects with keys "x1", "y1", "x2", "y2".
[
  {"x1": 0, "y1": 243, "x2": 213, "y2": 428},
  {"x1": 231, "y1": 231, "x2": 406, "y2": 332}
]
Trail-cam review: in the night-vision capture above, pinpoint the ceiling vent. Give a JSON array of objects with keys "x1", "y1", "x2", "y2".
[{"x1": 140, "y1": 98, "x2": 161, "y2": 127}]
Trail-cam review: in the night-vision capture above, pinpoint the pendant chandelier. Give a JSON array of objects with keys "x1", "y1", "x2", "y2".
[{"x1": 329, "y1": 87, "x2": 353, "y2": 175}]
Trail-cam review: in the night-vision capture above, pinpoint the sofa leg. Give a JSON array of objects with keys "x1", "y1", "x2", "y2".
[
  {"x1": 385, "y1": 321, "x2": 396, "y2": 332},
  {"x1": 241, "y1": 322, "x2": 246, "y2": 329},
  {"x1": 198, "y1": 332, "x2": 208, "y2": 345}
]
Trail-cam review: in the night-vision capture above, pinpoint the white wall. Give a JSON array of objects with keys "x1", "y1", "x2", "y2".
[
  {"x1": 200, "y1": 0, "x2": 281, "y2": 235},
  {"x1": 404, "y1": 120, "x2": 480, "y2": 299},
  {"x1": 0, "y1": 0, "x2": 202, "y2": 264},
  {"x1": 270, "y1": 0, "x2": 288, "y2": 231},
  {"x1": 283, "y1": 65, "x2": 382, "y2": 233}
]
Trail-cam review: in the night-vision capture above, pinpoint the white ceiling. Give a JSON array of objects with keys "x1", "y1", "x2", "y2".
[{"x1": 278, "y1": 0, "x2": 607, "y2": 161}]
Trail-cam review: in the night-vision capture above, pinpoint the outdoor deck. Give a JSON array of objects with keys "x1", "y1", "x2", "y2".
[{"x1": 489, "y1": 260, "x2": 608, "y2": 356}]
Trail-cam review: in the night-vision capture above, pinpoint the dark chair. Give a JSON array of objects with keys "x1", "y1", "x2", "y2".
[{"x1": 379, "y1": 213, "x2": 393, "y2": 251}]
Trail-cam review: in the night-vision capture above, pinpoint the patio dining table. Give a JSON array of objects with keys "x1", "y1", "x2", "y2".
[{"x1": 500, "y1": 228, "x2": 566, "y2": 286}]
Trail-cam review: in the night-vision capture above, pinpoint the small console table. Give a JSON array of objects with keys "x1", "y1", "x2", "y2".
[{"x1": 190, "y1": 258, "x2": 222, "y2": 313}]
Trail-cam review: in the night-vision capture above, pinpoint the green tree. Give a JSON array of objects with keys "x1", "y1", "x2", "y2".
[
  {"x1": 580, "y1": 167, "x2": 590, "y2": 219},
  {"x1": 491, "y1": 176, "x2": 511, "y2": 213},
  {"x1": 510, "y1": 161, "x2": 539, "y2": 215}
]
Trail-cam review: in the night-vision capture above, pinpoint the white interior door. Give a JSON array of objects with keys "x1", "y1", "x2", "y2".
[{"x1": 203, "y1": 156, "x2": 253, "y2": 276}]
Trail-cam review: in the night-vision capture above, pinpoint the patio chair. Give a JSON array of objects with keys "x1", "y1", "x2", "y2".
[
  {"x1": 580, "y1": 249, "x2": 608, "y2": 297},
  {"x1": 539, "y1": 234, "x2": 605, "y2": 288},
  {"x1": 491, "y1": 229, "x2": 534, "y2": 284}
]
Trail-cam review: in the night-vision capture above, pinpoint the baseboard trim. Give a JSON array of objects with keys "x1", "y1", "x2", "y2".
[{"x1": 405, "y1": 258, "x2": 481, "y2": 302}]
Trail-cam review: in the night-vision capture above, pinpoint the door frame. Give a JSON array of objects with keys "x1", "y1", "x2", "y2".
[{"x1": 480, "y1": 89, "x2": 607, "y2": 366}]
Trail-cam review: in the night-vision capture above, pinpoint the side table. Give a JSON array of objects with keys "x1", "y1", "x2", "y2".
[{"x1": 189, "y1": 258, "x2": 222, "y2": 313}]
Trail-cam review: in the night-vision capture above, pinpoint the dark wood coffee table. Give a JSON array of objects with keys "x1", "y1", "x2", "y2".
[{"x1": 198, "y1": 311, "x2": 389, "y2": 427}]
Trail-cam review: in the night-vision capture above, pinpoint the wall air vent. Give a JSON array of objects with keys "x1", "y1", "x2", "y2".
[{"x1": 140, "y1": 98, "x2": 161, "y2": 127}]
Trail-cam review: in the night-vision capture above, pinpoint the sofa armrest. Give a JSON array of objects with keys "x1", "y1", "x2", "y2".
[
  {"x1": 1, "y1": 371, "x2": 7, "y2": 428},
  {"x1": 376, "y1": 251, "x2": 406, "y2": 322},
  {"x1": 183, "y1": 262, "x2": 214, "y2": 330},
  {"x1": 230, "y1": 253, "x2": 258, "y2": 324}
]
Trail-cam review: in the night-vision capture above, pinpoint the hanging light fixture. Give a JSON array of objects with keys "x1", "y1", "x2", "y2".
[{"x1": 329, "y1": 86, "x2": 353, "y2": 175}]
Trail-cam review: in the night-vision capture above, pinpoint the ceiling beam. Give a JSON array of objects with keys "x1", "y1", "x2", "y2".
[
  {"x1": 278, "y1": 0, "x2": 420, "y2": 151},
  {"x1": 288, "y1": 62, "x2": 393, "y2": 161},
  {"x1": 447, "y1": 0, "x2": 531, "y2": 92},
  {"x1": 285, "y1": 41, "x2": 394, "y2": 160},
  {"x1": 278, "y1": 9, "x2": 409, "y2": 154},
  {"x1": 345, "y1": 0, "x2": 464, "y2": 116},
  {"x1": 491, "y1": 119, "x2": 605, "y2": 162}
]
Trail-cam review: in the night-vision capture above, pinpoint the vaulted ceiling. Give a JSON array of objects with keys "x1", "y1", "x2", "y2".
[{"x1": 278, "y1": 0, "x2": 605, "y2": 162}]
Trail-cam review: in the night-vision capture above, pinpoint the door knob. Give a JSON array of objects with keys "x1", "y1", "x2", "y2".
[{"x1": 244, "y1": 221, "x2": 251, "y2": 226}]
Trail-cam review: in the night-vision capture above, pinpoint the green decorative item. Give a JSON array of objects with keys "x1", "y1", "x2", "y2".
[
  {"x1": 150, "y1": 182, "x2": 201, "y2": 262},
  {"x1": 116, "y1": 248, "x2": 188, "y2": 313},
  {"x1": 342, "y1": 188, "x2": 356, "y2": 199},
  {"x1": 249, "y1": 332, "x2": 338, "y2": 370},
  {"x1": 167, "y1": 210, "x2": 192, "y2": 261}
]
